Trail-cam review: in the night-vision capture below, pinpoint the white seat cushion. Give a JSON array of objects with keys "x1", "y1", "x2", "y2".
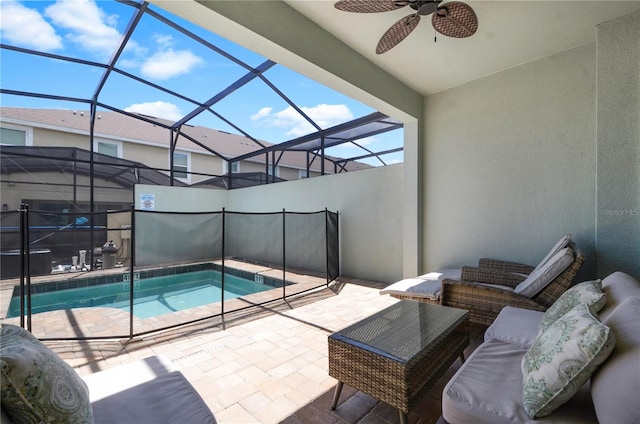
[
  {"x1": 90, "y1": 371, "x2": 216, "y2": 424},
  {"x1": 84, "y1": 356, "x2": 216, "y2": 424},
  {"x1": 380, "y1": 268, "x2": 461, "y2": 300},
  {"x1": 599, "y1": 271, "x2": 640, "y2": 320},
  {"x1": 442, "y1": 339, "x2": 598, "y2": 424},
  {"x1": 591, "y1": 297, "x2": 640, "y2": 424},
  {"x1": 82, "y1": 355, "x2": 178, "y2": 402},
  {"x1": 484, "y1": 306, "x2": 544, "y2": 347}
]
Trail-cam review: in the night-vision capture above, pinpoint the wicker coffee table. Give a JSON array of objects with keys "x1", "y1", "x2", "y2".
[{"x1": 328, "y1": 301, "x2": 469, "y2": 424}]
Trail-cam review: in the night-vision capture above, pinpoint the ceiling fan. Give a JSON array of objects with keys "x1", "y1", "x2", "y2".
[{"x1": 334, "y1": 0, "x2": 478, "y2": 54}]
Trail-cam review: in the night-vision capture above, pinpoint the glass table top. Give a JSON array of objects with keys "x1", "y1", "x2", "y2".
[{"x1": 329, "y1": 301, "x2": 468, "y2": 362}]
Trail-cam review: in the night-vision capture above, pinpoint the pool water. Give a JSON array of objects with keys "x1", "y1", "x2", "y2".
[{"x1": 7, "y1": 270, "x2": 274, "y2": 319}]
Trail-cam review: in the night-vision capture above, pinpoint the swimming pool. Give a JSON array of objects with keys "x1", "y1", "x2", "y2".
[{"x1": 7, "y1": 268, "x2": 278, "y2": 319}]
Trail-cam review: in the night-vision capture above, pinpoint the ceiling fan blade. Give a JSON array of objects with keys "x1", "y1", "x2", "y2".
[
  {"x1": 376, "y1": 14, "x2": 421, "y2": 54},
  {"x1": 334, "y1": 0, "x2": 405, "y2": 13},
  {"x1": 432, "y1": 1, "x2": 478, "y2": 38}
]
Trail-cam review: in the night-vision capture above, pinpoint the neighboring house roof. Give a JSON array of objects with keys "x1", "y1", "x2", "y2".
[{"x1": 0, "y1": 107, "x2": 373, "y2": 173}]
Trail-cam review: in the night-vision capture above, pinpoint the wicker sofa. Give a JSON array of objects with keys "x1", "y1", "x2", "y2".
[
  {"x1": 439, "y1": 271, "x2": 640, "y2": 423},
  {"x1": 0, "y1": 326, "x2": 216, "y2": 424}
]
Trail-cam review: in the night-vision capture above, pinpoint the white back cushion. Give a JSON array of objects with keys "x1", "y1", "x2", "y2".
[
  {"x1": 532, "y1": 234, "x2": 572, "y2": 274},
  {"x1": 515, "y1": 247, "x2": 574, "y2": 297}
]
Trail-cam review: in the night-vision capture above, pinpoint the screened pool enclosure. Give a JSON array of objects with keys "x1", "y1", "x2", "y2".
[{"x1": 0, "y1": 0, "x2": 401, "y2": 339}]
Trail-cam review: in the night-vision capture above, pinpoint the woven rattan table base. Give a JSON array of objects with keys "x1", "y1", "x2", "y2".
[{"x1": 328, "y1": 302, "x2": 468, "y2": 422}]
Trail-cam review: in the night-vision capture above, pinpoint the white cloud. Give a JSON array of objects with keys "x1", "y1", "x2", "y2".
[
  {"x1": 251, "y1": 107, "x2": 273, "y2": 121},
  {"x1": 3, "y1": 1, "x2": 198, "y2": 81},
  {"x1": 0, "y1": 1, "x2": 63, "y2": 51},
  {"x1": 302, "y1": 104, "x2": 354, "y2": 127},
  {"x1": 140, "y1": 49, "x2": 204, "y2": 80},
  {"x1": 44, "y1": 0, "x2": 125, "y2": 59},
  {"x1": 152, "y1": 34, "x2": 175, "y2": 48},
  {"x1": 115, "y1": 58, "x2": 139, "y2": 69},
  {"x1": 124, "y1": 101, "x2": 183, "y2": 121},
  {"x1": 350, "y1": 136, "x2": 375, "y2": 147},
  {"x1": 252, "y1": 104, "x2": 353, "y2": 137}
]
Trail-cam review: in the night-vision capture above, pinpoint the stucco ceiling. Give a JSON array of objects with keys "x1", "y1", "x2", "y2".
[{"x1": 285, "y1": 1, "x2": 640, "y2": 96}]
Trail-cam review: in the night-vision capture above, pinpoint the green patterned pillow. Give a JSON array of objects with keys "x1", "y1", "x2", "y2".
[
  {"x1": 538, "y1": 279, "x2": 605, "y2": 335},
  {"x1": 521, "y1": 303, "x2": 615, "y2": 418},
  {"x1": 0, "y1": 324, "x2": 94, "y2": 424}
]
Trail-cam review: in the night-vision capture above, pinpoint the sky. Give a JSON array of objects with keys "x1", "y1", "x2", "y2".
[{"x1": 0, "y1": 0, "x2": 403, "y2": 166}]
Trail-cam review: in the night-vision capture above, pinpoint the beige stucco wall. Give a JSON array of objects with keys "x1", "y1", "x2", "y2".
[
  {"x1": 422, "y1": 11, "x2": 640, "y2": 281},
  {"x1": 33, "y1": 127, "x2": 88, "y2": 149},
  {"x1": 118, "y1": 140, "x2": 173, "y2": 170},
  {"x1": 135, "y1": 163, "x2": 404, "y2": 283},
  {"x1": 227, "y1": 164, "x2": 404, "y2": 283},
  {"x1": 596, "y1": 11, "x2": 640, "y2": 278},
  {"x1": 423, "y1": 43, "x2": 598, "y2": 278}
]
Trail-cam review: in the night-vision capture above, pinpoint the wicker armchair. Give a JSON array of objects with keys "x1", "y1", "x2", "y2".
[{"x1": 440, "y1": 249, "x2": 585, "y2": 325}]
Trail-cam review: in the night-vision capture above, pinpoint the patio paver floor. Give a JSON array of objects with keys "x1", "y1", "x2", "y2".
[{"x1": 37, "y1": 276, "x2": 484, "y2": 424}]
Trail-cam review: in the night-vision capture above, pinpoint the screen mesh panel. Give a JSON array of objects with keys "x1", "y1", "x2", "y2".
[{"x1": 135, "y1": 211, "x2": 222, "y2": 266}]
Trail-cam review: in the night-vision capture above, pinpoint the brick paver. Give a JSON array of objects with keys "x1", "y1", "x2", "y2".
[{"x1": 13, "y1": 275, "x2": 483, "y2": 423}]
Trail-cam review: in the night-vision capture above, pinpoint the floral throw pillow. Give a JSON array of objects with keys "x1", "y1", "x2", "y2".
[
  {"x1": 521, "y1": 303, "x2": 615, "y2": 418},
  {"x1": 538, "y1": 279, "x2": 605, "y2": 335},
  {"x1": 0, "y1": 324, "x2": 94, "y2": 424}
]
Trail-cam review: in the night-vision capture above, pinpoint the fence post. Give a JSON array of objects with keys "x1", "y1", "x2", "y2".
[
  {"x1": 24, "y1": 204, "x2": 32, "y2": 332},
  {"x1": 221, "y1": 208, "x2": 225, "y2": 319},
  {"x1": 19, "y1": 204, "x2": 26, "y2": 328},
  {"x1": 129, "y1": 204, "x2": 135, "y2": 339},
  {"x1": 282, "y1": 209, "x2": 286, "y2": 299},
  {"x1": 325, "y1": 208, "x2": 329, "y2": 286}
]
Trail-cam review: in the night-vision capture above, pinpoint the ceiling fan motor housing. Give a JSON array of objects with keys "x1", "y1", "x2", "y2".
[{"x1": 406, "y1": 0, "x2": 442, "y2": 13}]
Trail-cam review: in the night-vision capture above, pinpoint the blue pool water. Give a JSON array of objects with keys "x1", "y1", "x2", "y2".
[{"x1": 7, "y1": 270, "x2": 274, "y2": 319}]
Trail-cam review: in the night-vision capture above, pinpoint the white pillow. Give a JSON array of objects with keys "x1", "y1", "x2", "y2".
[
  {"x1": 521, "y1": 303, "x2": 615, "y2": 418},
  {"x1": 538, "y1": 279, "x2": 605, "y2": 334},
  {"x1": 0, "y1": 324, "x2": 94, "y2": 423}
]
